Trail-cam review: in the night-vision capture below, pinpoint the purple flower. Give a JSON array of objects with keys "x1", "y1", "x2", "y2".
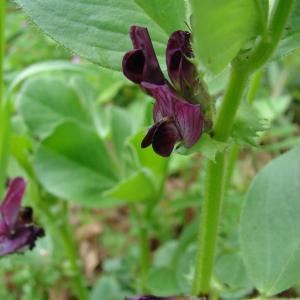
[
  {"x1": 141, "y1": 83, "x2": 203, "y2": 157},
  {"x1": 0, "y1": 177, "x2": 44, "y2": 257},
  {"x1": 122, "y1": 26, "x2": 165, "y2": 85},
  {"x1": 122, "y1": 26, "x2": 203, "y2": 157},
  {"x1": 166, "y1": 31, "x2": 199, "y2": 98}
]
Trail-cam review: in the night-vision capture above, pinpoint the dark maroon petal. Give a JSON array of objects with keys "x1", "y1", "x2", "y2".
[
  {"x1": 122, "y1": 49, "x2": 145, "y2": 84},
  {"x1": 122, "y1": 26, "x2": 164, "y2": 85},
  {"x1": 141, "y1": 82, "x2": 174, "y2": 122},
  {"x1": 18, "y1": 207, "x2": 33, "y2": 224},
  {"x1": 174, "y1": 100, "x2": 203, "y2": 148},
  {"x1": 0, "y1": 226, "x2": 44, "y2": 257},
  {"x1": 166, "y1": 31, "x2": 198, "y2": 94},
  {"x1": 0, "y1": 177, "x2": 26, "y2": 230},
  {"x1": 142, "y1": 83, "x2": 203, "y2": 147},
  {"x1": 141, "y1": 122, "x2": 161, "y2": 148},
  {"x1": 152, "y1": 121, "x2": 180, "y2": 157}
]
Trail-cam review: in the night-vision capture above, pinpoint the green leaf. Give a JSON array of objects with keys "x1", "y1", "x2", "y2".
[
  {"x1": 111, "y1": 106, "x2": 134, "y2": 162},
  {"x1": 240, "y1": 146, "x2": 300, "y2": 296},
  {"x1": 253, "y1": 95, "x2": 291, "y2": 123},
  {"x1": 215, "y1": 253, "x2": 253, "y2": 299},
  {"x1": 153, "y1": 241, "x2": 178, "y2": 268},
  {"x1": 176, "y1": 244, "x2": 196, "y2": 294},
  {"x1": 34, "y1": 122, "x2": 118, "y2": 206},
  {"x1": 16, "y1": 0, "x2": 168, "y2": 71},
  {"x1": 128, "y1": 131, "x2": 168, "y2": 180},
  {"x1": 190, "y1": 0, "x2": 266, "y2": 73},
  {"x1": 178, "y1": 133, "x2": 228, "y2": 162},
  {"x1": 17, "y1": 77, "x2": 91, "y2": 139},
  {"x1": 146, "y1": 267, "x2": 181, "y2": 296},
  {"x1": 104, "y1": 168, "x2": 155, "y2": 202},
  {"x1": 8, "y1": 60, "x2": 93, "y2": 95},
  {"x1": 91, "y1": 276, "x2": 126, "y2": 300},
  {"x1": 134, "y1": 0, "x2": 186, "y2": 34},
  {"x1": 232, "y1": 101, "x2": 268, "y2": 146},
  {"x1": 275, "y1": 1, "x2": 300, "y2": 58}
]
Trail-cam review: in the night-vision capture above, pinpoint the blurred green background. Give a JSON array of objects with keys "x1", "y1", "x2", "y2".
[{"x1": 2, "y1": 1, "x2": 300, "y2": 300}]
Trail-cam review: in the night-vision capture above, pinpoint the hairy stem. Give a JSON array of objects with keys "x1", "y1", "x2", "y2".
[{"x1": 192, "y1": 0, "x2": 294, "y2": 295}]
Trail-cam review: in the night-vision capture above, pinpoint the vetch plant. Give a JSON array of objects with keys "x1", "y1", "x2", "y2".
[{"x1": 1, "y1": 0, "x2": 300, "y2": 299}]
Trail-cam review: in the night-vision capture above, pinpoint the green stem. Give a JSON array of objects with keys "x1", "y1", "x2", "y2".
[
  {"x1": 0, "y1": 101, "x2": 11, "y2": 197},
  {"x1": 224, "y1": 144, "x2": 240, "y2": 191},
  {"x1": 192, "y1": 67, "x2": 248, "y2": 295},
  {"x1": 131, "y1": 204, "x2": 151, "y2": 292},
  {"x1": 247, "y1": 70, "x2": 263, "y2": 104},
  {"x1": 29, "y1": 182, "x2": 89, "y2": 300},
  {"x1": 243, "y1": 0, "x2": 295, "y2": 74},
  {"x1": 192, "y1": 0, "x2": 294, "y2": 295},
  {"x1": 0, "y1": 0, "x2": 6, "y2": 197},
  {"x1": 139, "y1": 224, "x2": 150, "y2": 292},
  {"x1": 0, "y1": 0, "x2": 5, "y2": 106},
  {"x1": 60, "y1": 222, "x2": 89, "y2": 300}
]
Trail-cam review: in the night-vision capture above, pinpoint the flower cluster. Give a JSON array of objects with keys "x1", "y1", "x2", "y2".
[
  {"x1": 0, "y1": 177, "x2": 44, "y2": 256},
  {"x1": 123, "y1": 26, "x2": 203, "y2": 157}
]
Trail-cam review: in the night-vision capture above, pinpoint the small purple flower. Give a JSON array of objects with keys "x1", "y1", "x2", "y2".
[
  {"x1": 122, "y1": 26, "x2": 204, "y2": 157},
  {"x1": 166, "y1": 31, "x2": 199, "y2": 97},
  {"x1": 141, "y1": 83, "x2": 203, "y2": 157},
  {"x1": 0, "y1": 177, "x2": 44, "y2": 257},
  {"x1": 122, "y1": 26, "x2": 165, "y2": 85}
]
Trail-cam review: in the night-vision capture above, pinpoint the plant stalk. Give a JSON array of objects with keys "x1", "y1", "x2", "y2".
[
  {"x1": 29, "y1": 182, "x2": 89, "y2": 300},
  {"x1": 0, "y1": 0, "x2": 8, "y2": 197},
  {"x1": 139, "y1": 224, "x2": 150, "y2": 292},
  {"x1": 0, "y1": 0, "x2": 5, "y2": 106},
  {"x1": 131, "y1": 203, "x2": 151, "y2": 292},
  {"x1": 192, "y1": 0, "x2": 294, "y2": 295},
  {"x1": 192, "y1": 67, "x2": 248, "y2": 295}
]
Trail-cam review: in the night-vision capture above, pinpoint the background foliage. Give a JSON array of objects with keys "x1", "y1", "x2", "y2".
[{"x1": 1, "y1": 1, "x2": 300, "y2": 299}]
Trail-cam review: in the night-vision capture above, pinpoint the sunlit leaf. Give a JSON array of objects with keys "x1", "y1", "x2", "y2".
[
  {"x1": 134, "y1": 0, "x2": 186, "y2": 34},
  {"x1": 16, "y1": 0, "x2": 168, "y2": 71},
  {"x1": 190, "y1": 0, "x2": 266, "y2": 73}
]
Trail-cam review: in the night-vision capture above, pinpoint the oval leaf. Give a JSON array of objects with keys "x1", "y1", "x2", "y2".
[
  {"x1": 240, "y1": 146, "x2": 300, "y2": 296},
  {"x1": 34, "y1": 122, "x2": 119, "y2": 206},
  {"x1": 104, "y1": 169, "x2": 156, "y2": 202},
  {"x1": 17, "y1": 77, "x2": 91, "y2": 138},
  {"x1": 190, "y1": 0, "x2": 266, "y2": 73},
  {"x1": 134, "y1": 0, "x2": 186, "y2": 34},
  {"x1": 16, "y1": 0, "x2": 168, "y2": 71},
  {"x1": 275, "y1": 1, "x2": 300, "y2": 58}
]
